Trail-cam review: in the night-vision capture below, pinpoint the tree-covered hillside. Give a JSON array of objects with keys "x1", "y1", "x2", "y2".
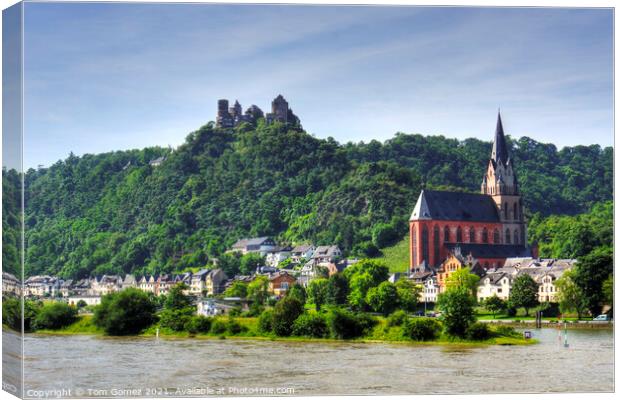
[{"x1": 5, "y1": 119, "x2": 612, "y2": 279}]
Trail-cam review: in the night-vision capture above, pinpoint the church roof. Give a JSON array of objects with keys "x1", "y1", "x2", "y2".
[
  {"x1": 445, "y1": 243, "x2": 532, "y2": 259},
  {"x1": 491, "y1": 112, "x2": 509, "y2": 165},
  {"x1": 410, "y1": 190, "x2": 500, "y2": 222}
]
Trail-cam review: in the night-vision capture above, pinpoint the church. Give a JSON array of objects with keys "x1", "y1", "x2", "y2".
[{"x1": 409, "y1": 113, "x2": 535, "y2": 272}]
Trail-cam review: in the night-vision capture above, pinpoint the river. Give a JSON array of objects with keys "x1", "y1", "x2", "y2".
[{"x1": 2, "y1": 327, "x2": 613, "y2": 397}]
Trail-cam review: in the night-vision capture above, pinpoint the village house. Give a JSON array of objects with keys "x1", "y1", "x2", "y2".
[
  {"x1": 269, "y1": 271, "x2": 297, "y2": 297},
  {"x1": 311, "y1": 245, "x2": 342, "y2": 266},
  {"x1": 156, "y1": 274, "x2": 173, "y2": 296},
  {"x1": 477, "y1": 271, "x2": 513, "y2": 302},
  {"x1": 422, "y1": 276, "x2": 439, "y2": 304},
  {"x1": 122, "y1": 274, "x2": 137, "y2": 290},
  {"x1": 205, "y1": 269, "x2": 228, "y2": 296},
  {"x1": 60, "y1": 279, "x2": 73, "y2": 297},
  {"x1": 2, "y1": 272, "x2": 21, "y2": 296},
  {"x1": 436, "y1": 248, "x2": 484, "y2": 293},
  {"x1": 229, "y1": 237, "x2": 277, "y2": 256},
  {"x1": 290, "y1": 244, "x2": 315, "y2": 264},
  {"x1": 92, "y1": 275, "x2": 123, "y2": 296},
  {"x1": 138, "y1": 275, "x2": 156, "y2": 293},
  {"x1": 265, "y1": 246, "x2": 293, "y2": 267},
  {"x1": 24, "y1": 275, "x2": 61, "y2": 297},
  {"x1": 67, "y1": 295, "x2": 101, "y2": 307},
  {"x1": 190, "y1": 269, "x2": 210, "y2": 295}
]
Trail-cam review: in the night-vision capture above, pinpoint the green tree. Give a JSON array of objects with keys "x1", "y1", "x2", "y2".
[
  {"x1": 510, "y1": 275, "x2": 539, "y2": 316},
  {"x1": 271, "y1": 296, "x2": 304, "y2": 336},
  {"x1": 482, "y1": 295, "x2": 506, "y2": 319},
  {"x1": 445, "y1": 267, "x2": 480, "y2": 298},
  {"x1": 573, "y1": 246, "x2": 613, "y2": 316},
  {"x1": 308, "y1": 278, "x2": 329, "y2": 310},
  {"x1": 93, "y1": 288, "x2": 157, "y2": 335},
  {"x1": 395, "y1": 278, "x2": 422, "y2": 312},
  {"x1": 326, "y1": 273, "x2": 349, "y2": 305},
  {"x1": 555, "y1": 269, "x2": 587, "y2": 319},
  {"x1": 34, "y1": 302, "x2": 78, "y2": 330},
  {"x1": 366, "y1": 281, "x2": 399, "y2": 316},
  {"x1": 164, "y1": 283, "x2": 192, "y2": 310},
  {"x1": 602, "y1": 274, "x2": 613, "y2": 309},
  {"x1": 2, "y1": 298, "x2": 41, "y2": 332},
  {"x1": 240, "y1": 253, "x2": 266, "y2": 275},
  {"x1": 345, "y1": 259, "x2": 389, "y2": 310},
  {"x1": 287, "y1": 284, "x2": 307, "y2": 305},
  {"x1": 247, "y1": 275, "x2": 270, "y2": 305},
  {"x1": 223, "y1": 281, "x2": 248, "y2": 298},
  {"x1": 436, "y1": 287, "x2": 476, "y2": 337}
]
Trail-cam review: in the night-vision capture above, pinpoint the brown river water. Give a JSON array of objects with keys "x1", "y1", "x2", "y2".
[{"x1": 2, "y1": 327, "x2": 614, "y2": 397}]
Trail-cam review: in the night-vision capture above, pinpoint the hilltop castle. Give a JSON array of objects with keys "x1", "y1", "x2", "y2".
[
  {"x1": 216, "y1": 95, "x2": 300, "y2": 128},
  {"x1": 409, "y1": 112, "x2": 534, "y2": 272}
]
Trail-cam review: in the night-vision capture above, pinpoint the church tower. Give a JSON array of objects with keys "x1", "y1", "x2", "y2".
[{"x1": 481, "y1": 112, "x2": 526, "y2": 246}]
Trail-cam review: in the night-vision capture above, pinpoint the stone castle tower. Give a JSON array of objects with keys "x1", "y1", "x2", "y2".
[{"x1": 481, "y1": 112, "x2": 526, "y2": 245}]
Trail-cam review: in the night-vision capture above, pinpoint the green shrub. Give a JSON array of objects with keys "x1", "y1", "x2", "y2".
[
  {"x1": 258, "y1": 309, "x2": 274, "y2": 333},
  {"x1": 387, "y1": 310, "x2": 408, "y2": 327},
  {"x1": 401, "y1": 317, "x2": 441, "y2": 341},
  {"x1": 292, "y1": 313, "x2": 329, "y2": 338},
  {"x1": 493, "y1": 325, "x2": 519, "y2": 338},
  {"x1": 246, "y1": 302, "x2": 264, "y2": 317},
  {"x1": 210, "y1": 319, "x2": 228, "y2": 335},
  {"x1": 34, "y1": 302, "x2": 78, "y2": 330},
  {"x1": 93, "y1": 288, "x2": 157, "y2": 335},
  {"x1": 159, "y1": 308, "x2": 194, "y2": 332},
  {"x1": 184, "y1": 316, "x2": 213, "y2": 334},
  {"x1": 3, "y1": 298, "x2": 40, "y2": 332},
  {"x1": 228, "y1": 307, "x2": 242, "y2": 317},
  {"x1": 465, "y1": 322, "x2": 491, "y2": 340},
  {"x1": 272, "y1": 297, "x2": 304, "y2": 336},
  {"x1": 326, "y1": 308, "x2": 377, "y2": 339},
  {"x1": 226, "y1": 317, "x2": 246, "y2": 335}
]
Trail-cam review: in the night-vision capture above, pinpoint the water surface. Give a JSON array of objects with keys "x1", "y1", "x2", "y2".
[{"x1": 12, "y1": 328, "x2": 614, "y2": 397}]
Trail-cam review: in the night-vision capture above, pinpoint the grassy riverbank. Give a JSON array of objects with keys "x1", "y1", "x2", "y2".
[{"x1": 32, "y1": 315, "x2": 535, "y2": 346}]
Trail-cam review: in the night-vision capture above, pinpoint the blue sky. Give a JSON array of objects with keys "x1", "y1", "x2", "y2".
[{"x1": 20, "y1": 3, "x2": 613, "y2": 168}]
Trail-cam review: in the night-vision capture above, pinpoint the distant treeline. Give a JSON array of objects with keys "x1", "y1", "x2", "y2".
[{"x1": 2, "y1": 119, "x2": 612, "y2": 279}]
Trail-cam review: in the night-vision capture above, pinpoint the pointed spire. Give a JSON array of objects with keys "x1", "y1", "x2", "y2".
[
  {"x1": 410, "y1": 190, "x2": 431, "y2": 220},
  {"x1": 491, "y1": 111, "x2": 509, "y2": 165}
]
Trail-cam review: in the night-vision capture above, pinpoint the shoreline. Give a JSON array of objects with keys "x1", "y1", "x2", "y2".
[{"x1": 27, "y1": 327, "x2": 536, "y2": 347}]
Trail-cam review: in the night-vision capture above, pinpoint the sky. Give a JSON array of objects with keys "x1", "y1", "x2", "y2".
[{"x1": 15, "y1": 3, "x2": 614, "y2": 168}]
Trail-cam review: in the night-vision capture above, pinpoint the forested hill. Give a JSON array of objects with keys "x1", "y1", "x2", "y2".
[{"x1": 4, "y1": 119, "x2": 612, "y2": 279}]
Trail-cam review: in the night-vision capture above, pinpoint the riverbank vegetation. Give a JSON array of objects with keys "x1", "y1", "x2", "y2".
[{"x1": 13, "y1": 260, "x2": 535, "y2": 346}]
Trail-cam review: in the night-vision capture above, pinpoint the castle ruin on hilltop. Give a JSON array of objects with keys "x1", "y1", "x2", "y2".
[{"x1": 216, "y1": 94, "x2": 300, "y2": 128}]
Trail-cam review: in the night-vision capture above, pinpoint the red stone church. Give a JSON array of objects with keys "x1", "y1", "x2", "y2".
[{"x1": 409, "y1": 113, "x2": 534, "y2": 272}]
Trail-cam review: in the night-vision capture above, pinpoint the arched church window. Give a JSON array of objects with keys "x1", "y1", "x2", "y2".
[
  {"x1": 412, "y1": 228, "x2": 417, "y2": 264},
  {"x1": 456, "y1": 227, "x2": 463, "y2": 242},
  {"x1": 444, "y1": 226, "x2": 450, "y2": 242},
  {"x1": 422, "y1": 226, "x2": 429, "y2": 263},
  {"x1": 433, "y1": 226, "x2": 440, "y2": 265},
  {"x1": 482, "y1": 228, "x2": 488, "y2": 243},
  {"x1": 514, "y1": 229, "x2": 519, "y2": 245},
  {"x1": 469, "y1": 227, "x2": 475, "y2": 243},
  {"x1": 513, "y1": 203, "x2": 518, "y2": 220},
  {"x1": 493, "y1": 229, "x2": 500, "y2": 244},
  {"x1": 504, "y1": 202, "x2": 508, "y2": 219},
  {"x1": 505, "y1": 229, "x2": 511, "y2": 244}
]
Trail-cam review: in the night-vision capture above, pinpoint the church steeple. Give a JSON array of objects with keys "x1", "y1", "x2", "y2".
[{"x1": 491, "y1": 111, "x2": 509, "y2": 165}]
